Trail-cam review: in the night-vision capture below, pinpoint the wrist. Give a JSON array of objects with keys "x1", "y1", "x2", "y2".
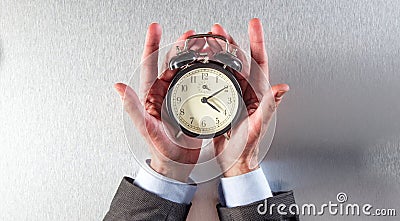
[
  {"x1": 150, "y1": 158, "x2": 193, "y2": 182},
  {"x1": 219, "y1": 146, "x2": 260, "y2": 177},
  {"x1": 223, "y1": 163, "x2": 260, "y2": 177}
]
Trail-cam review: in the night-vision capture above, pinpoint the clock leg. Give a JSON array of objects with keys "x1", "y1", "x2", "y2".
[
  {"x1": 223, "y1": 133, "x2": 230, "y2": 140},
  {"x1": 175, "y1": 131, "x2": 183, "y2": 139}
]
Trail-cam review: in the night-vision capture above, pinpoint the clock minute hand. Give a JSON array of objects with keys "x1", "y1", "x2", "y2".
[{"x1": 206, "y1": 86, "x2": 228, "y2": 100}]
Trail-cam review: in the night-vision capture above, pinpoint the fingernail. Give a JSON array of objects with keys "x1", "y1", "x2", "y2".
[
  {"x1": 149, "y1": 22, "x2": 159, "y2": 27},
  {"x1": 186, "y1": 29, "x2": 196, "y2": 35},
  {"x1": 275, "y1": 91, "x2": 286, "y2": 98},
  {"x1": 114, "y1": 84, "x2": 124, "y2": 97},
  {"x1": 114, "y1": 89, "x2": 123, "y2": 97},
  {"x1": 213, "y1": 23, "x2": 227, "y2": 33}
]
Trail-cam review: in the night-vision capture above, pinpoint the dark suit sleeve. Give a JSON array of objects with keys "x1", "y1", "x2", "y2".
[
  {"x1": 217, "y1": 191, "x2": 299, "y2": 221},
  {"x1": 103, "y1": 177, "x2": 191, "y2": 221}
]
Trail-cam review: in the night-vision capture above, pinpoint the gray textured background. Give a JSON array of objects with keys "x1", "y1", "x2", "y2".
[{"x1": 1, "y1": 0, "x2": 399, "y2": 220}]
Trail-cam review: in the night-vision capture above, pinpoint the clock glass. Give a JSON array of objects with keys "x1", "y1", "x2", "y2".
[{"x1": 166, "y1": 63, "x2": 242, "y2": 138}]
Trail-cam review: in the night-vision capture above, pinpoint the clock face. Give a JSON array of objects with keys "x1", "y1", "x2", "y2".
[{"x1": 166, "y1": 63, "x2": 242, "y2": 138}]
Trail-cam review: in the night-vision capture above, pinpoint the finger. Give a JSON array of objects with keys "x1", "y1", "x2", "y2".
[
  {"x1": 210, "y1": 24, "x2": 250, "y2": 100},
  {"x1": 256, "y1": 84, "x2": 289, "y2": 124},
  {"x1": 211, "y1": 24, "x2": 238, "y2": 46},
  {"x1": 160, "y1": 37, "x2": 207, "y2": 82},
  {"x1": 248, "y1": 18, "x2": 268, "y2": 78},
  {"x1": 272, "y1": 84, "x2": 290, "y2": 106},
  {"x1": 159, "y1": 30, "x2": 196, "y2": 82},
  {"x1": 247, "y1": 18, "x2": 271, "y2": 101},
  {"x1": 140, "y1": 23, "x2": 162, "y2": 102},
  {"x1": 211, "y1": 24, "x2": 238, "y2": 51},
  {"x1": 207, "y1": 28, "x2": 224, "y2": 54},
  {"x1": 188, "y1": 38, "x2": 206, "y2": 51},
  {"x1": 114, "y1": 83, "x2": 151, "y2": 134},
  {"x1": 211, "y1": 24, "x2": 249, "y2": 79},
  {"x1": 177, "y1": 30, "x2": 197, "y2": 44},
  {"x1": 207, "y1": 36, "x2": 223, "y2": 53},
  {"x1": 163, "y1": 30, "x2": 196, "y2": 68}
]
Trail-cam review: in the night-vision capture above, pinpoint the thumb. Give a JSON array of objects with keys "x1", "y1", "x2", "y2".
[
  {"x1": 272, "y1": 84, "x2": 290, "y2": 106},
  {"x1": 256, "y1": 84, "x2": 289, "y2": 125},
  {"x1": 114, "y1": 83, "x2": 148, "y2": 132}
]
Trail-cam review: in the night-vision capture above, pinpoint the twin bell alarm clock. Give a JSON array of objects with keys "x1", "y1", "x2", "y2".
[{"x1": 165, "y1": 34, "x2": 244, "y2": 139}]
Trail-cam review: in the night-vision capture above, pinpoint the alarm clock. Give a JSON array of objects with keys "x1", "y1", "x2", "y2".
[{"x1": 165, "y1": 34, "x2": 244, "y2": 139}]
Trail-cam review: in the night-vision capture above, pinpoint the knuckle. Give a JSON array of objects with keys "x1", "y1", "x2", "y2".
[{"x1": 268, "y1": 102, "x2": 277, "y2": 112}]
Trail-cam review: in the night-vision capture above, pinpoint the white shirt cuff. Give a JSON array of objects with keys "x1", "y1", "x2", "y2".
[
  {"x1": 220, "y1": 167, "x2": 273, "y2": 207},
  {"x1": 133, "y1": 160, "x2": 197, "y2": 205}
]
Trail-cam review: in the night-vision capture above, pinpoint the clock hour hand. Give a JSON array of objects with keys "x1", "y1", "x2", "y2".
[
  {"x1": 206, "y1": 85, "x2": 228, "y2": 100},
  {"x1": 202, "y1": 85, "x2": 211, "y2": 90},
  {"x1": 201, "y1": 97, "x2": 220, "y2": 112}
]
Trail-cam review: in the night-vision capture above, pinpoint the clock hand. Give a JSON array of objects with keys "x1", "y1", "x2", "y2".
[
  {"x1": 201, "y1": 97, "x2": 220, "y2": 112},
  {"x1": 206, "y1": 101, "x2": 220, "y2": 112},
  {"x1": 202, "y1": 85, "x2": 211, "y2": 90},
  {"x1": 206, "y1": 85, "x2": 228, "y2": 100}
]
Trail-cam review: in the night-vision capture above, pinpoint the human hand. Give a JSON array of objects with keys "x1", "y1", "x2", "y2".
[
  {"x1": 114, "y1": 23, "x2": 204, "y2": 182},
  {"x1": 210, "y1": 19, "x2": 290, "y2": 177}
]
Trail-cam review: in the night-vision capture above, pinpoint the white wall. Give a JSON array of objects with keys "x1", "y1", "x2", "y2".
[{"x1": 1, "y1": 0, "x2": 399, "y2": 220}]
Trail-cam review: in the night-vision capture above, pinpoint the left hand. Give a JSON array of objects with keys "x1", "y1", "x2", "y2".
[{"x1": 209, "y1": 19, "x2": 290, "y2": 177}]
